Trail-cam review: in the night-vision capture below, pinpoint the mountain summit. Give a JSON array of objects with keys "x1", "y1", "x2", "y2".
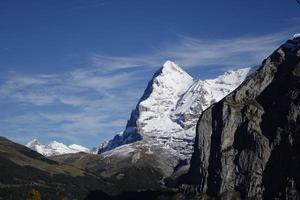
[{"x1": 99, "y1": 61, "x2": 252, "y2": 160}]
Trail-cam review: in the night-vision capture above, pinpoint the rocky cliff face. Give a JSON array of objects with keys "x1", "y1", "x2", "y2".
[
  {"x1": 184, "y1": 36, "x2": 300, "y2": 199},
  {"x1": 99, "y1": 61, "x2": 251, "y2": 160}
]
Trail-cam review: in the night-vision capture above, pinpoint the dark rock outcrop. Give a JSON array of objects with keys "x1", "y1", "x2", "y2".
[{"x1": 183, "y1": 37, "x2": 300, "y2": 199}]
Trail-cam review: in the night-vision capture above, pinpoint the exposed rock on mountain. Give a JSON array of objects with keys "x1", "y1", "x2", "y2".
[
  {"x1": 183, "y1": 36, "x2": 300, "y2": 199},
  {"x1": 99, "y1": 61, "x2": 251, "y2": 160},
  {"x1": 26, "y1": 138, "x2": 89, "y2": 156}
]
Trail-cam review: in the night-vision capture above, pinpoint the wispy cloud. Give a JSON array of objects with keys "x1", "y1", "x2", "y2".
[
  {"x1": 90, "y1": 31, "x2": 292, "y2": 72},
  {"x1": 0, "y1": 29, "x2": 297, "y2": 146},
  {"x1": 90, "y1": 54, "x2": 161, "y2": 72},
  {"x1": 159, "y1": 32, "x2": 289, "y2": 68},
  {"x1": 0, "y1": 66, "x2": 147, "y2": 145}
]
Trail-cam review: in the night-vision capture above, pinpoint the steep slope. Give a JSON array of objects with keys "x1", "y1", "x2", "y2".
[
  {"x1": 26, "y1": 139, "x2": 89, "y2": 156},
  {"x1": 183, "y1": 36, "x2": 300, "y2": 199},
  {"x1": 99, "y1": 61, "x2": 251, "y2": 160},
  {"x1": 0, "y1": 137, "x2": 112, "y2": 199}
]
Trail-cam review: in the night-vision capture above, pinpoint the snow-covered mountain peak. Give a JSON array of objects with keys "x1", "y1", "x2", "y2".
[
  {"x1": 161, "y1": 60, "x2": 190, "y2": 76},
  {"x1": 136, "y1": 61, "x2": 194, "y2": 138},
  {"x1": 26, "y1": 139, "x2": 90, "y2": 156},
  {"x1": 150, "y1": 60, "x2": 193, "y2": 93},
  {"x1": 99, "y1": 61, "x2": 252, "y2": 157}
]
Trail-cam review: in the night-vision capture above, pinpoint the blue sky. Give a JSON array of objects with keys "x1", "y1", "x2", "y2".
[{"x1": 0, "y1": 0, "x2": 299, "y2": 148}]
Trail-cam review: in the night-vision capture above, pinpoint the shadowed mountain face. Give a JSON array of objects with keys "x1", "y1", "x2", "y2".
[{"x1": 182, "y1": 38, "x2": 300, "y2": 199}]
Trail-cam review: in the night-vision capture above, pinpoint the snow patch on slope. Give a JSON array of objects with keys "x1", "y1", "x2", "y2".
[{"x1": 69, "y1": 144, "x2": 90, "y2": 152}]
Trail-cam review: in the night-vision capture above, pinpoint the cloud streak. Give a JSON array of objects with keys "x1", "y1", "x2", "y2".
[
  {"x1": 91, "y1": 31, "x2": 291, "y2": 72},
  {"x1": 0, "y1": 66, "x2": 146, "y2": 145},
  {"x1": 159, "y1": 32, "x2": 288, "y2": 68}
]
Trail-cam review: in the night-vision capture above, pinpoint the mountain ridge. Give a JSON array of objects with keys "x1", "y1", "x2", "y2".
[{"x1": 26, "y1": 138, "x2": 90, "y2": 156}]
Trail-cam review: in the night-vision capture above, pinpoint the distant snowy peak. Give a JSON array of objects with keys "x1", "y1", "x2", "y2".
[
  {"x1": 26, "y1": 139, "x2": 89, "y2": 156},
  {"x1": 99, "y1": 60, "x2": 252, "y2": 157}
]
